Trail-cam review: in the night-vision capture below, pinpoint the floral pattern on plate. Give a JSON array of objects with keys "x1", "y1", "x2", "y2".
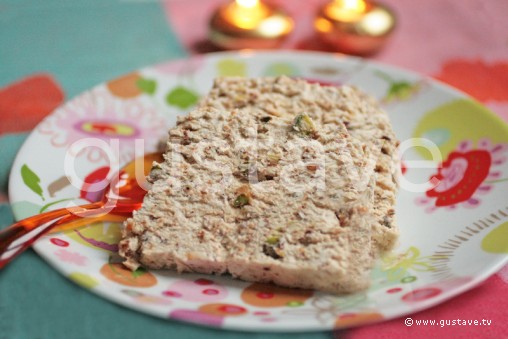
[
  {"x1": 416, "y1": 139, "x2": 508, "y2": 212},
  {"x1": 8, "y1": 51, "x2": 508, "y2": 332}
]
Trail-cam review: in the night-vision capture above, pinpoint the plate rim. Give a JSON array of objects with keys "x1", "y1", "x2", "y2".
[{"x1": 7, "y1": 50, "x2": 508, "y2": 332}]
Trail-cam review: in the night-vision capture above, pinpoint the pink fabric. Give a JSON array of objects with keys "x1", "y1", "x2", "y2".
[
  {"x1": 162, "y1": 1, "x2": 508, "y2": 336},
  {"x1": 163, "y1": 0, "x2": 508, "y2": 120},
  {"x1": 342, "y1": 275, "x2": 508, "y2": 339}
]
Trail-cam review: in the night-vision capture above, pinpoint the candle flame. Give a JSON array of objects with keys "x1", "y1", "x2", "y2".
[
  {"x1": 226, "y1": 0, "x2": 269, "y2": 29},
  {"x1": 327, "y1": 0, "x2": 368, "y2": 22},
  {"x1": 361, "y1": 8, "x2": 394, "y2": 35},
  {"x1": 259, "y1": 15, "x2": 294, "y2": 38},
  {"x1": 315, "y1": 17, "x2": 333, "y2": 33},
  {"x1": 236, "y1": 0, "x2": 259, "y2": 9},
  {"x1": 333, "y1": 0, "x2": 367, "y2": 13}
]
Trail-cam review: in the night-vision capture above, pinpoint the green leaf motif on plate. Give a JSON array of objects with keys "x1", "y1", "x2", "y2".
[
  {"x1": 375, "y1": 71, "x2": 421, "y2": 103},
  {"x1": 263, "y1": 62, "x2": 300, "y2": 76},
  {"x1": 413, "y1": 99, "x2": 508, "y2": 159},
  {"x1": 166, "y1": 86, "x2": 199, "y2": 109},
  {"x1": 132, "y1": 267, "x2": 147, "y2": 278},
  {"x1": 136, "y1": 77, "x2": 157, "y2": 95},
  {"x1": 387, "y1": 82, "x2": 418, "y2": 101},
  {"x1": 21, "y1": 164, "x2": 44, "y2": 200},
  {"x1": 482, "y1": 221, "x2": 508, "y2": 254},
  {"x1": 380, "y1": 246, "x2": 435, "y2": 282},
  {"x1": 69, "y1": 272, "x2": 99, "y2": 289},
  {"x1": 217, "y1": 59, "x2": 246, "y2": 77}
]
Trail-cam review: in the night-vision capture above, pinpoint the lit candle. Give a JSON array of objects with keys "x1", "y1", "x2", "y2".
[
  {"x1": 314, "y1": 0, "x2": 396, "y2": 55},
  {"x1": 209, "y1": 0, "x2": 294, "y2": 50}
]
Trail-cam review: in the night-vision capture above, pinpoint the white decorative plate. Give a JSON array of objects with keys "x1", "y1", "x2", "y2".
[{"x1": 8, "y1": 51, "x2": 508, "y2": 332}]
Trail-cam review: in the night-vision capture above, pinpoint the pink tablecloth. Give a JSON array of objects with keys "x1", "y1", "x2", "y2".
[{"x1": 164, "y1": 0, "x2": 508, "y2": 337}]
